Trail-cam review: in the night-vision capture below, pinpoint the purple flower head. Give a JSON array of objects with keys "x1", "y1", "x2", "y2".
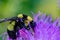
[{"x1": 0, "y1": 12, "x2": 60, "y2": 40}]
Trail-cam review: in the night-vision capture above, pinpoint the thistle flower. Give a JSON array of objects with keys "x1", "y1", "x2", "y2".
[
  {"x1": 19, "y1": 12, "x2": 60, "y2": 40},
  {"x1": 0, "y1": 12, "x2": 60, "y2": 40}
]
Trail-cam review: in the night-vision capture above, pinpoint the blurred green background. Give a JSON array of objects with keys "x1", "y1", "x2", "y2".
[{"x1": 0, "y1": 0, "x2": 60, "y2": 36}]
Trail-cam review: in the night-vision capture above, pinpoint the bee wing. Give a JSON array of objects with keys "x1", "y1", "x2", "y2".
[{"x1": 0, "y1": 17, "x2": 17, "y2": 23}]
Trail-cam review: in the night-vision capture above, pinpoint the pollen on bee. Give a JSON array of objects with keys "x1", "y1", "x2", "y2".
[
  {"x1": 18, "y1": 14, "x2": 23, "y2": 18},
  {"x1": 27, "y1": 16, "x2": 33, "y2": 22}
]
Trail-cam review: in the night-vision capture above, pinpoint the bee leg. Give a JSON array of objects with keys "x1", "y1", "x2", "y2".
[
  {"x1": 17, "y1": 29, "x2": 20, "y2": 37},
  {"x1": 30, "y1": 21, "x2": 36, "y2": 32},
  {"x1": 17, "y1": 22, "x2": 27, "y2": 37},
  {"x1": 25, "y1": 25, "x2": 30, "y2": 30},
  {"x1": 15, "y1": 26, "x2": 20, "y2": 37},
  {"x1": 28, "y1": 21, "x2": 36, "y2": 35}
]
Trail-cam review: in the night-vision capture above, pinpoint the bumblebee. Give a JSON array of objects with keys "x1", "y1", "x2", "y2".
[{"x1": 0, "y1": 14, "x2": 36, "y2": 40}]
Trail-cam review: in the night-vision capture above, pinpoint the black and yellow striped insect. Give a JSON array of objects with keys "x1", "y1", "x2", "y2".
[{"x1": 0, "y1": 14, "x2": 36, "y2": 40}]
